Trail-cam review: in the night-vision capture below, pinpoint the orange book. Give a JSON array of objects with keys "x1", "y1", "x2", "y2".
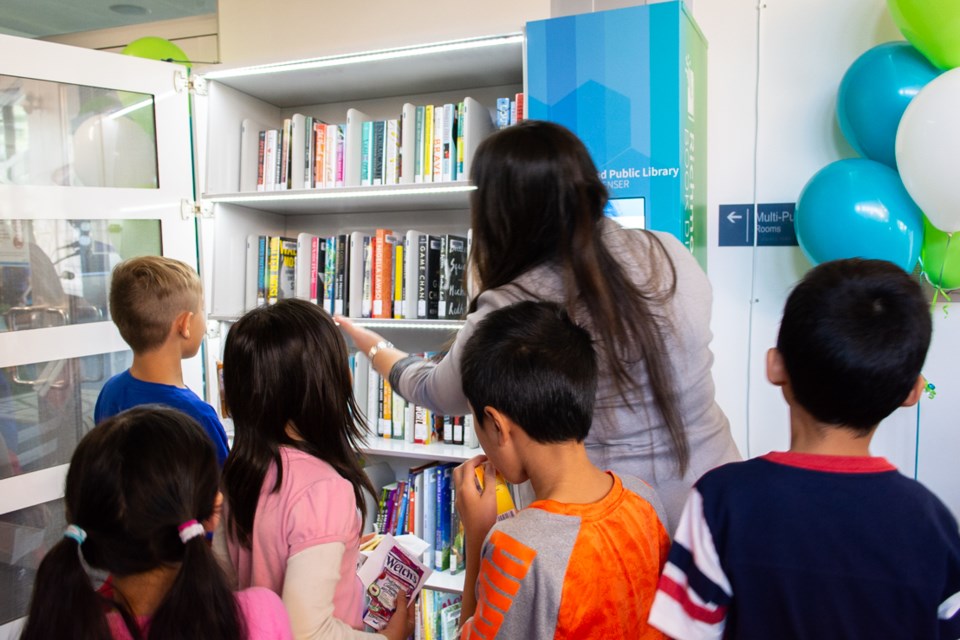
[{"x1": 373, "y1": 228, "x2": 395, "y2": 318}]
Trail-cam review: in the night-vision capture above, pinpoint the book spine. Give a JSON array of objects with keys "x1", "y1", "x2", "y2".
[
  {"x1": 267, "y1": 236, "x2": 281, "y2": 304},
  {"x1": 441, "y1": 103, "x2": 454, "y2": 182},
  {"x1": 373, "y1": 229, "x2": 394, "y2": 319},
  {"x1": 309, "y1": 236, "x2": 320, "y2": 304},
  {"x1": 280, "y1": 118, "x2": 291, "y2": 189},
  {"x1": 423, "y1": 104, "x2": 433, "y2": 183},
  {"x1": 362, "y1": 236, "x2": 373, "y2": 318},
  {"x1": 437, "y1": 235, "x2": 448, "y2": 319},
  {"x1": 415, "y1": 105, "x2": 425, "y2": 183},
  {"x1": 256, "y1": 130, "x2": 266, "y2": 192},
  {"x1": 372, "y1": 120, "x2": 385, "y2": 186},
  {"x1": 496, "y1": 97, "x2": 511, "y2": 130},
  {"x1": 256, "y1": 235, "x2": 267, "y2": 307},
  {"x1": 360, "y1": 120, "x2": 373, "y2": 186},
  {"x1": 515, "y1": 91, "x2": 525, "y2": 122},
  {"x1": 417, "y1": 235, "x2": 428, "y2": 319},
  {"x1": 432, "y1": 106, "x2": 443, "y2": 183},
  {"x1": 334, "y1": 234, "x2": 347, "y2": 315},
  {"x1": 335, "y1": 124, "x2": 345, "y2": 187},
  {"x1": 392, "y1": 390, "x2": 405, "y2": 439},
  {"x1": 393, "y1": 241, "x2": 404, "y2": 320},
  {"x1": 314, "y1": 122, "x2": 326, "y2": 188},
  {"x1": 456, "y1": 101, "x2": 465, "y2": 178},
  {"x1": 385, "y1": 118, "x2": 399, "y2": 186},
  {"x1": 324, "y1": 236, "x2": 336, "y2": 313},
  {"x1": 426, "y1": 235, "x2": 441, "y2": 319},
  {"x1": 445, "y1": 235, "x2": 467, "y2": 319},
  {"x1": 278, "y1": 238, "x2": 297, "y2": 300},
  {"x1": 367, "y1": 360, "x2": 379, "y2": 436},
  {"x1": 304, "y1": 115, "x2": 313, "y2": 188}
]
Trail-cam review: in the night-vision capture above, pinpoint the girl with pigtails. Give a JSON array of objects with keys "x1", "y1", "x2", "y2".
[{"x1": 20, "y1": 405, "x2": 292, "y2": 640}]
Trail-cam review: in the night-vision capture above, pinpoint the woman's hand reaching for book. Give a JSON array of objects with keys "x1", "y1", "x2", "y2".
[{"x1": 335, "y1": 316, "x2": 408, "y2": 379}]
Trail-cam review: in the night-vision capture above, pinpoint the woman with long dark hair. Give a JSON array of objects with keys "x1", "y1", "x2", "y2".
[
  {"x1": 221, "y1": 299, "x2": 413, "y2": 640},
  {"x1": 338, "y1": 120, "x2": 740, "y2": 530},
  {"x1": 20, "y1": 405, "x2": 292, "y2": 639}
]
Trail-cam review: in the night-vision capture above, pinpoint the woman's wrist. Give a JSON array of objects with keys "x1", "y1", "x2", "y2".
[{"x1": 367, "y1": 340, "x2": 394, "y2": 365}]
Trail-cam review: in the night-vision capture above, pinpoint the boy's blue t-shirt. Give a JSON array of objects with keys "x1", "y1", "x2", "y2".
[{"x1": 94, "y1": 369, "x2": 229, "y2": 466}]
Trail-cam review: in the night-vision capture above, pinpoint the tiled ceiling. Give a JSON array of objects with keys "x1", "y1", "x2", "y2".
[{"x1": 0, "y1": 0, "x2": 217, "y2": 38}]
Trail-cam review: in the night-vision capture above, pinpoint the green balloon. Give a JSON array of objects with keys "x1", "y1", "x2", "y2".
[
  {"x1": 887, "y1": 0, "x2": 960, "y2": 70},
  {"x1": 920, "y1": 217, "x2": 960, "y2": 290},
  {"x1": 121, "y1": 36, "x2": 191, "y2": 68}
]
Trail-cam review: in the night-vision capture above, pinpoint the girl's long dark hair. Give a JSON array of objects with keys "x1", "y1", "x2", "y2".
[
  {"x1": 222, "y1": 298, "x2": 374, "y2": 548},
  {"x1": 468, "y1": 120, "x2": 688, "y2": 473},
  {"x1": 20, "y1": 406, "x2": 244, "y2": 640}
]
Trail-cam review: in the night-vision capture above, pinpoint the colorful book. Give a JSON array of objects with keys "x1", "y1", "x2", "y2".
[{"x1": 443, "y1": 234, "x2": 468, "y2": 319}]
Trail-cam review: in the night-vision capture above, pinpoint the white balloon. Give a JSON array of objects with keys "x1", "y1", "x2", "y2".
[
  {"x1": 896, "y1": 67, "x2": 960, "y2": 233},
  {"x1": 72, "y1": 114, "x2": 157, "y2": 188}
]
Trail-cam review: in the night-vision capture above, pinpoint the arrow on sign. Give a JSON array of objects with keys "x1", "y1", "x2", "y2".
[{"x1": 727, "y1": 210, "x2": 743, "y2": 223}]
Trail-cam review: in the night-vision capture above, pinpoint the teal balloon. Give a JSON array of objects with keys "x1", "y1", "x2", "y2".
[
  {"x1": 795, "y1": 159, "x2": 924, "y2": 271},
  {"x1": 837, "y1": 42, "x2": 939, "y2": 168}
]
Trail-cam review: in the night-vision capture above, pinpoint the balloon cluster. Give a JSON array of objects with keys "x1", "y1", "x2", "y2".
[{"x1": 796, "y1": 0, "x2": 960, "y2": 293}]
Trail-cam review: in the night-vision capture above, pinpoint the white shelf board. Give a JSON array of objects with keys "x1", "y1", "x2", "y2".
[
  {"x1": 351, "y1": 319, "x2": 463, "y2": 331},
  {"x1": 361, "y1": 437, "x2": 479, "y2": 464},
  {"x1": 202, "y1": 34, "x2": 524, "y2": 108},
  {"x1": 424, "y1": 569, "x2": 465, "y2": 594},
  {"x1": 203, "y1": 182, "x2": 476, "y2": 215}
]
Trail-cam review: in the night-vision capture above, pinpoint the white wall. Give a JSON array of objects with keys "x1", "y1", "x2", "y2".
[
  {"x1": 41, "y1": 14, "x2": 218, "y2": 63},
  {"x1": 695, "y1": 0, "x2": 960, "y2": 515},
  {"x1": 217, "y1": 0, "x2": 551, "y2": 67}
]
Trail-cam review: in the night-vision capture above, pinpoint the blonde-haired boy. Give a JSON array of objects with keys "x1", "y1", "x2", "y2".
[{"x1": 95, "y1": 256, "x2": 229, "y2": 465}]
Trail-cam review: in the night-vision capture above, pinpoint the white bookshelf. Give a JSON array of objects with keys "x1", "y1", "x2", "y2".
[
  {"x1": 200, "y1": 34, "x2": 525, "y2": 598},
  {"x1": 361, "y1": 436, "x2": 478, "y2": 464}
]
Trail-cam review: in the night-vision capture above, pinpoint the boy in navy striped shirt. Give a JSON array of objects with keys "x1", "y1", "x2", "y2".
[{"x1": 649, "y1": 258, "x2": 960, "y2": 639}]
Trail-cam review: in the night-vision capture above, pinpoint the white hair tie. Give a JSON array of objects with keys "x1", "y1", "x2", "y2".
[{"x1": 177, "y1": 519, "x2": 205, "y2": 544}]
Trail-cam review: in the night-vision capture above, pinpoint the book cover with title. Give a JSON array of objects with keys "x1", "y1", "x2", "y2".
[{"x1": 526, "y1": 1, "x2": 707, "y2": 267}]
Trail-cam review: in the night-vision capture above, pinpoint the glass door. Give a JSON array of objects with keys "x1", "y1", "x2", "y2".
[{"x1": 0, "y1": 34, "x2": 196, "y2": 636}]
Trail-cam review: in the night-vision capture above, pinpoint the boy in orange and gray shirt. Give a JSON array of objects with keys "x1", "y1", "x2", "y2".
[{"x1": 453, "y1": 300, "x2": 669, "y2": 639}]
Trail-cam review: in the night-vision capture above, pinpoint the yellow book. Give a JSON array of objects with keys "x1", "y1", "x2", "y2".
[
  {"x1": 423, "y1": 104, "x2": 433, "y2": 182},
  {"x1": 475, "y1": 467, "x2": 517, "y2": 522}
]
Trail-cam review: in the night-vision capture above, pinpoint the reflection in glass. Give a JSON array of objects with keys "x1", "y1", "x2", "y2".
[
  {"x1": 0, "y1": 350, "x2": 131, "y2": 476},
  {"x1": 0, "y1": 498, "x2": 65, "y2": 626},
  {"x1": 0, "y1": 348, "x2": 130, "y2": 624},
  {"x1": 0, "y1": 218, "x2": 161, "y2": 329},
  {"x1": 0, "y1": 75, "x2": 158, "y2": 188}
]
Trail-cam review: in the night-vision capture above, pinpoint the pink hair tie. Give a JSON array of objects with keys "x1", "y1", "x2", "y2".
[{"x1": 178, "y1": 519, "x2": 205, "y2": 544}]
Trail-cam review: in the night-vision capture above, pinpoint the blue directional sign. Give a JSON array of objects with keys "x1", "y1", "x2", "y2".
[{"x1": 718, "y1": 203, "x2": 797, "y2": 247}]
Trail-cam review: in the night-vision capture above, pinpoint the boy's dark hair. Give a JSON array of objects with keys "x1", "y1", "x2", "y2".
[
  {"x1": 777, "y1": 258, "x2": 931, "y2": 434},
  {"x1": 21, "y1": 405, "x2": 244, "y2": 640},
  {"x1": 109, "y1": 255, "x2": 203, "y2": 353},
  {"x1": 460, "y1": 300, "x2": 598, "y2": 443}
]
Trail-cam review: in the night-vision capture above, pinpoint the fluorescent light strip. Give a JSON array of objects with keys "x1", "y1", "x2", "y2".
[
  {"x1": 204, "y1": 33, "x2": 524, "y2": 80},
  {"x1": 205, "y1": 185, "x2": 476, "y2": 204}
]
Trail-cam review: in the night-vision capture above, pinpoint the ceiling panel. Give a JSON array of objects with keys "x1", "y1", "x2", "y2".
[{"x1": 0, "y1": 0, "x2": 217, "y2": 38}]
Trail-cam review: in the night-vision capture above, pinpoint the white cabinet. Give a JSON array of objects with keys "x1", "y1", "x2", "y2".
[
  {"x1": 197, "y1": 33, "x2": 525, "y2": 594},
  {"x1": 0, "y1": 34, "x2": 197, "y2": 636}
]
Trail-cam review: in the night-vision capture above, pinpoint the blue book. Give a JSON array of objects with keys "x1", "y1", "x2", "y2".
[
  {"x1": 423, "y1": 466, "x2": 438, "y2": 564},
  {"x1": 360, "y1": 120, "x2": 373, "y2": 186},
  {"x1": 435, "y1": 463, "x2": 453, "y2": 571}
]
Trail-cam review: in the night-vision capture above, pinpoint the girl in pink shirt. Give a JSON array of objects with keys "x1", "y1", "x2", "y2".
[
  {"x1": 21, "y1": 406, "x2": 292, "y2": 640},
  {"x1": 221, "y1": 299, "x2": 414, "y2": 640}
]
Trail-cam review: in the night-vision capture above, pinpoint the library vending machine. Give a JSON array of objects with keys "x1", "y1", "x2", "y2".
[{"x1": 526, "y1": 0, "x2": 708, "y2": 268}]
